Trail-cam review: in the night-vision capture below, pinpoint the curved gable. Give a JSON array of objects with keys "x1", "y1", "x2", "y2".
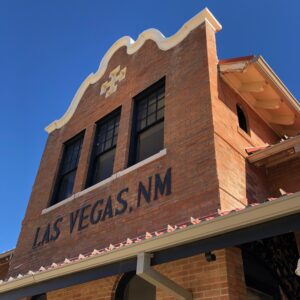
[{"x1": 45, "y1": 8, "x2": 221, "y2": 133}]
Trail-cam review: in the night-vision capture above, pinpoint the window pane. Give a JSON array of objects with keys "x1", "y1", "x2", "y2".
[
  {"x1": 94, "y1": 114, "x2": 120, "y2": 155},
  {"x1": 147, "y1": 112, "x2": 156, "y2": 126},
  {"x1": 87, "y1": 111, "x2": 120, "y2": 188},
  {"x1": 130, "y1": 78, "x2": 165, "y2": 166},
  {"x1": 148, "y1": 94, "x2": 156, "y2": 108},
  {"x1": 56, "y1": 170, "x2": 76, "y2": 202},
  {"x1": 136, "y1": 121, "x2": 164, "y2": 163},
  {"x1": 52, "y1": 133, "x2": 84, "y2": 205},
  {"x1": 136, "y1": 82, "x2": 165, "y2": 133},
  {"x1": 156, "y1": 107, "x2": 164, "y2": 120},
  {"x1": 61, "y1": 137, "x2": 83, "y2": 174},
  {"x1": 92, "y1": 148, "x2": 116, "y2": 184}
]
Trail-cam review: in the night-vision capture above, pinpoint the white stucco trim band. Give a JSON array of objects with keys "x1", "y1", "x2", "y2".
[{"x1": 42, "y1": 148, "x2": 167, "y2": 214}]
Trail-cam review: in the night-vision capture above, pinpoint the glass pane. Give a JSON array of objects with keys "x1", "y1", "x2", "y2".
[
  {"x1": 95, "y1": 113, "x2": 120, "y2": 155},
  {"x1": 157, "y1": 87, "x2": 164, "y2": 99},
  {"x1": 107, "y1": 119, "x2": 114, "y2": 131},
  {"x1": 136, "y1": 121, "x2": 164, "y2": 163},
  {"x1": 56, "y1": 170, "x2": 76, "y2": 202},
  {"x1": 106, "y1": 128, "x2": 114, "y2": 140},
  {"x1": 92, "y1": 148, "x2": 116, "y2": 184},
  {"x1": 61, "y1": 137, "x2": 83, "y2": 174},
  {"x1": 148, "y1": 94, "x2": 156, "y2": 107},
  {"x1": 124, "y1": 275, "x2": 155, "y2": 300},
  {"x1": 138, "y1": 118, "x2": 147, "y2": 131},
  {"x1": 138, "y1": 99, "x2": 148, "y2": 114},
  {"x1": 157, "y1": 97, "x2": 164, "y2": 109},
  {"x1": 147, "y1": 112, "x2": 156, "y2": 126},
  {"x1": 156, "y1": 107, "x2": 164, "y2": 120},
  {"x1": 148, "y1": 102, "x2": 156, "y2": 115}
]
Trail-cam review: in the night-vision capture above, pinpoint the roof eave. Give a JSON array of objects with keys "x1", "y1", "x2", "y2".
[{"x1": 1, "y1": 192, "x2": 300, "y2": 293}]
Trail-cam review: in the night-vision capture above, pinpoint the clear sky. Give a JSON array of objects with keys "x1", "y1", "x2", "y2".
[{"x1": 0, "y1": 0, "x2": 299, "y2": 253}]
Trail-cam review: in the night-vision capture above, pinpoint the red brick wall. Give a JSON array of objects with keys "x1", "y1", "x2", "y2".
[
  {"x1": 267, "y1": 157, "x2": 300, "y2": 197},
  {"x1": 202, "y1": 20, "x2": 279, "y2": 211},
  {"x1": 41, "y1": 248, "x2": 247, "y2": 300},
  {"x1": 10, "y1": 23, "x2": 221, "y2": 276},
  {"x1": 211, "y1": 71, "x2": 279, "y2": 210},
  {"x1": 47, "y1": 274, "x2": 118, "y2": 300}
]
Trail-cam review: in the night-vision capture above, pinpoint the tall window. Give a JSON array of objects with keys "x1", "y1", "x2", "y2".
[
  {"x1": 86, "y1": 109, "x2": 120, "y2": 187},
  {"x1": 236, "y1": 104, "x2": 249, "y2": 133},
  {"x1": 51, "y1": 133, "x2": 84, "y2": 205},
  {"x1": 129, "y1": 78, "x2": 165, "y2": 166}
]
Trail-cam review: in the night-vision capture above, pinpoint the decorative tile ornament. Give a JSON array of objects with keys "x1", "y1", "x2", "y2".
[{"x1": 100, "y1": 65, "x2": 126, "y2": 98}]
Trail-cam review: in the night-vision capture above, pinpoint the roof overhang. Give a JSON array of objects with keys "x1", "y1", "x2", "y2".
[
  {"x1": 1, "y1": 192, "x2": 300, "y2": 298},
  {"x1": 0, "y1": 250, "x2": 14, "y2": 260},
  {"x1": 219, "y1": 56, "x2": 300, "y2": 137},
  {"x1": 247, "y1": 134, "x2": 300, "y2": 167}
]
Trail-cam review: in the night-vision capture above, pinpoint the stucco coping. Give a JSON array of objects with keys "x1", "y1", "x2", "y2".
[
  {"x1": 45, "y1": 8, "x2": 222, "y2": 133},
  {"x1": 1, "y1": 191, "x2": 300, "y2": 293},
  {"x1": 42, "y1": 148, "x2": 167, "y2": 214},
  {"x1": 247, "y1": 135, "x2": 300, "y2": 164}
]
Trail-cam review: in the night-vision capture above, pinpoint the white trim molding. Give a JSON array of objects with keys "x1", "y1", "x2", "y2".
[
  {"x1": 45, "y1": 8, "x2": 221, "y2": 133},
  {"x1": 42, "y1": 148, "x2": 167, "y2": 214}
]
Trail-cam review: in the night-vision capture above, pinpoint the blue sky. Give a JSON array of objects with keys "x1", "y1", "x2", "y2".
[{"x1": 0, "y1": 0, "x2": 299, "y2": 253}]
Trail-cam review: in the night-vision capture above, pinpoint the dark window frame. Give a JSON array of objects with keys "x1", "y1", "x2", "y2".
[
  {"x1": 86, "y1": 108, "x2": 121, "y2": 188},
  {"x1": 128, "y1": 77, "x2": 165, "y2": 167},
  {"x1": 50, "y1": 131, "x2": 85, "y2": 206}
]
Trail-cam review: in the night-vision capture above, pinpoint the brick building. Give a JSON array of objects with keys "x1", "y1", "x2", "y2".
[{"x1": 0, "y1": 8, "x2": 300, "y2": 300}]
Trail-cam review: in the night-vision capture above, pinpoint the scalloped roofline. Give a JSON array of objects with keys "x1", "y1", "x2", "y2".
[{"x1": 45, "y1": 8, "x2": 222, "y2": 133}]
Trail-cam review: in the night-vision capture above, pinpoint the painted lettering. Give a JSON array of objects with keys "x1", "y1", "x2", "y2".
[
  {"x1": 115, "y1": 188, "x2": 128, "y2": 216},
  {"x1": 137, "y1": 176, "x2": 152, "y2": 207},
  {"x1": 154, "y1": 167, "x2": 172, "y2": 200},
  {"x1": 78, "y1": 204, "x2": 91, "y2": 231},
  {"x1": 102, "y1": 196, "x2": 113, "y2": 221},
  {"x1": 51, "y1": 217, "x2": 63, "y2": 241},
  {"x1": 70, "y1": 209, "x2": 80, "y2": 234},
  {"x1": 90, "y1": 199, "x2": 104, "y2": 224}
]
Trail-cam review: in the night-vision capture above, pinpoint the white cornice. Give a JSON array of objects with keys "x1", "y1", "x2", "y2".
[{"x1": 45, "y1": 8, "x2": 222, "y2": 133}]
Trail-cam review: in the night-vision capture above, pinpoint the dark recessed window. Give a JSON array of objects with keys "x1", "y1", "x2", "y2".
[
  {"x1": 31, "y1": 293, "x2": 47, "y2": 300},
  {"x1": 129, "y1": 78, "x2": 165, "y2": 166},
  {"x1": 51, "y1": 132, "x2": 84, "y2": 205},
  {"x1": 86, "y1": 109, "x2": 120, "y2": 187},
  {"x1": 115, "y1": 272, "x2": 155, "y2": 300},
  {"x1": 237, "y1": 104, "x2": 249, "y2": 133}
]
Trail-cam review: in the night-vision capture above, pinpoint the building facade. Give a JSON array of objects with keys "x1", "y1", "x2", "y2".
[{"x1": 1, "y1": 8, "x2": 300, "y2": 300}]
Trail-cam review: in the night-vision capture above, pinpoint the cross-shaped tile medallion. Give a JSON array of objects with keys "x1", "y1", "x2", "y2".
[{"x1": 100, "y1": 65, "x2": 127, "y2": 98}]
